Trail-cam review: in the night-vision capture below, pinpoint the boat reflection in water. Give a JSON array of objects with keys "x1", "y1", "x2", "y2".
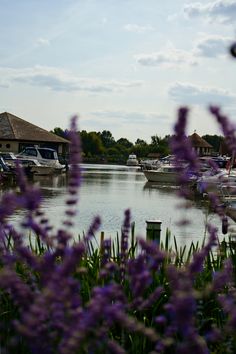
[
  {"x1": 33, "y1": 173, "x2": 68, "y2": 189},
  {"x1": 143, "y1": 181, "x2": 180, "y2": 195}
]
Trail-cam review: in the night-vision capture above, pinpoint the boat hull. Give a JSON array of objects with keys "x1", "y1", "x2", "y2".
[
  {"x1": 143, "y1": 169, "x2": 178, "y2": 183},
  {"x1": 126, "y1": 160, "x2": 139, "y2": 166}
]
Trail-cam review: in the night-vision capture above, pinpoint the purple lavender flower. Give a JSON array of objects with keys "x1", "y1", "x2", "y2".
[
  {"x1": 63, "y1": 115, "x2": 82, "y2": 229},
  {"x1": 0, "y1": 267, "x2": 33, "y2": 310},
  {"x1": 212, "y1": 258, "x2": 233, "y2": 292},
  {"x1": 170, "y1": 107, "x2": 201, "y2": 201},
  {"x1": 107, "y1": 339, "x2": 126, "y2": 354},
  {"x1": 0, "y1": 192, "x2": 18, "y2": 223},
  {"x1": 189, "y1": 223, "x2": 218, "y2": 275},
  {"x1": 163, "y1": 265, "x2": 208, "y2": 352},
  {"x1": 209, "y1": 106, "x2": 236, "y2": 154},
  {"x1": 100, "y1": 238, "x2": 112, "y2": 267}
]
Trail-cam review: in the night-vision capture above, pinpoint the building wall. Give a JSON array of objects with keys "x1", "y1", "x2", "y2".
[
  {"x1": 0, "y1": 140, "x2": 19, "y2": 153},
  {"x1": 193, "y1": 146, "x2": 213, "y2": 156},
  {"x1": 0, "y1": 140, "x2": 68, "y2": 155}
]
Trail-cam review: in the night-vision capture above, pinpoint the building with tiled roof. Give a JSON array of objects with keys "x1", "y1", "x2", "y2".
[
  {"x1": 0, "y1": 112, "x2": 69, "y2": 155},
  {"x1": 189, "y1": 132, "x2": 213, "y2": 156}
]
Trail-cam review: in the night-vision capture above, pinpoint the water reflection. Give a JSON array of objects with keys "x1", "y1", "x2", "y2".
[
  {"x1": 2, "y1": 164, "x2": 227, "y2": 248},
  {"x1": 81, "y1": 163, "x2": 140, "y2": 172},
  {"x1": 33, "y1": 174, "x2": 68, "y2": 188},
  {"x1": 143, "y1": 181, "x2": 180, "y2": 195}
]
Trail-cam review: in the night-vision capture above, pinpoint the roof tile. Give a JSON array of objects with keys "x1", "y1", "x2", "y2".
[
  {"x1": 189, "y1": 132, "x2": 213, "y2": 148},
  {"x1": 0, "y1": 112, "x2": 69, "y2": 144}
]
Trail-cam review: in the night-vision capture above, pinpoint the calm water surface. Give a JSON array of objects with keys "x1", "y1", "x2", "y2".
[{"x1": 8, "y1": 164, "x2": 228, "y2": 247}]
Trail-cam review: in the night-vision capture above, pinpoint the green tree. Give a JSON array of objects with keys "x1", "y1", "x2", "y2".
[
  {"x1": 99, "y1": 130, "x2": 115, "y2": 148},
  {"x1": 106, "y1": 146, "x2": 120, "y2": 156},
  {"x1": 202, "y1": 134, "x2": 223, "y2": 152},
  {"x1": 135, "y1": 138, "x2": 147, "y2": 146},
  {"x1": 133, "y1": 139, "x2": 149, "y2": 157},
  {"x1": 51, "y1": 127, "x2": 67, "y2": 139},
  {"x1": 158, "y1": 135, "x2": 170, "y2": 156},
  {"x1": 149, "y1": 135, "x2": 161, "y2": 153},
  {"x1": 80, "y1": 130, "x2": 104, "y2": 156},
  {"x1": 116, "y1": 138, "x2": 133, "y2": 149},
  {"x1": 150, "y1": 135, "x2": 160, "y2": 146},
  {"x1": 115, "y1": 144, "x2": 129, "y2": 157}
]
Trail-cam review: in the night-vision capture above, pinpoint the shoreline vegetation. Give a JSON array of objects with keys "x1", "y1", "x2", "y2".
[
  {"x1": 1, "y1": 105, "x2": 236, "y2": 353},
  {"x1": 53, "y1": 127, "x2": 225, "y2": 166}
]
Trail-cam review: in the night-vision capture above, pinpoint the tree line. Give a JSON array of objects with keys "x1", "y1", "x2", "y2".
[{"x1": 51, "y1": 127, "x2": 224, "y2": 163}]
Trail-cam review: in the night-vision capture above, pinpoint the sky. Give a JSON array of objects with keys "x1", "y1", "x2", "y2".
[{"x1": 0, "y1": 0, "x2": 236, "y2": 143}]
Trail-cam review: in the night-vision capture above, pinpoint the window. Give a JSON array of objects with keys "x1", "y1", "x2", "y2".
[
  {"x1": 25, "y1": 148, "x2": 37, "y2": 157},
  {"x1": 6, "y1": 144, "x2": 10, "y2": 149},
  {"x1": 38, "y1": 149, "x2": 55, "y2": 159},
  {"x1": 18, "y1": 148, "x2": 37, "y2": 157}
]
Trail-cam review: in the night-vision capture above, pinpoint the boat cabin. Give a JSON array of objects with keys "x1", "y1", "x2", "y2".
[
  {"x1": 16, "y1": 146, "x2": 63, "y2": 168},
  {"x1": 18, "y1": 147, "x2": 58, "y2": 160}
]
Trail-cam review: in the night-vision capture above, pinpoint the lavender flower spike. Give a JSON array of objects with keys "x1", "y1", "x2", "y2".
[
  {"x1": 170, "y1": 107, "x2": 201, "y2": 199},
  {"x1": 209, "y1": 106, "x2": 236, "y2": 155},
  {"x1": 120, "y1": 209, "x2": 131, "y2": 283},
  {"x1": 63, "y1": 115, "x2": 82, "y2": 228}
]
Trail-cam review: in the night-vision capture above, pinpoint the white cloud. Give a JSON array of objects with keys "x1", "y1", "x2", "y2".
[
  {"x1": 90, "y1": 110, "x2": 169, "y2": 124},
  {"x1": 135, "y1": 35, "x2": 232, "y2": 69},
  {"x1": 101, "y1": 17, "x2": 108, "y2": 24},
  {"x1": 183, "y1": 0, "x2": 236, "y2": 24},
  {"x1": 135, "y1": 44, "x2": 197, "y2": 67},
  {"x1": 194, "y1": 35, "x2": 232, "y2": 57},
  {"x1": 123, "y1": 24, "x2": 154, "y2": 33},
  {"x1": 168, "y1": 82, "x2": 236, "y2": 105},
  {"x1": 0, "y1": 81, "x2": 9, "y2": 88},
  {"x1": 0, "y1": 66, "x2": 143, "y2": 93},
  {"x1": 36, "y1": 38, "x2": 50, "y2": 47}
]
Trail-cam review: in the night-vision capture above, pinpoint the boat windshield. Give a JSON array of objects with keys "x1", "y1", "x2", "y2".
[
  {"x1": 38, "y1": 149, "x2": 57, "y2": 160},
  {"x1": 18, "y1": 148, "x2": 58, "y2": 160},
  {"x1": 19, "y1": 148, "x2": 37, "y2": 157}
]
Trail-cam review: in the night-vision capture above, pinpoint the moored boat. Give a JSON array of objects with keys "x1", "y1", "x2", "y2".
[
  {"x1": 196, "y1": 169, "x2": 236, "y2": 194},
  {"x1": 143, "y1": 164, "x2": 179, "y2": 183},
  {"x1": 140, "y1": 159, "x2": 161, "y2": 170},
  {"x1": 17, "y1": 159, "x2": 66, "y2": 176},
  {"x1": 126, "y1": 154, "x2": 139, "y2": 166},
  {"x1": 15, "y1": 146, "x2": 66, "y2": 174}
]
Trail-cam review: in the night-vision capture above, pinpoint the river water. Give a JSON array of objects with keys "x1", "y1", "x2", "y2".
[{"x1": 6, "y1": 163, "x2": 229, "y2": 249}]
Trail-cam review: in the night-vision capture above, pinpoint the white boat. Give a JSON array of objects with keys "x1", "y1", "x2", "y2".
[
  {"x1": 18, "y1": 159, "x2": 66, "y2": 176},
  {"x1": 16, "y1": 146, "x2": 66, "y2": 173},
  {"x1": 140, "y1": 159, "x2": 161, "y2": 170},
  {"x1": 126, "y1": 154, "x2": 139, "y2": 166},
  {"x1": 0, "y1": 152, "x2": 17, "y2": 163},
  {"x1": 196, "y1": 169, "x2": 236, "y2": 194},
  {"x1": 140, "y1": 155, "x2": 175, "y2": 171},
  {"x1": 143, "y1": 164, "x2": 180, "y2": 183}
]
